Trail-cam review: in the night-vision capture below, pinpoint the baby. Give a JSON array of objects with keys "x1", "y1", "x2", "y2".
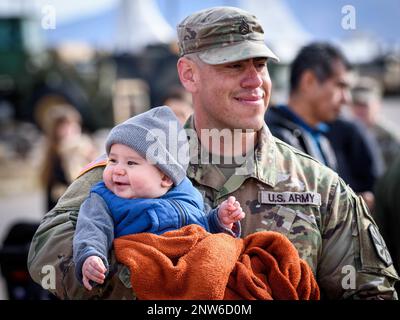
[{"x1": 73, "y1": 106, "x2": 245, "y2": 290}]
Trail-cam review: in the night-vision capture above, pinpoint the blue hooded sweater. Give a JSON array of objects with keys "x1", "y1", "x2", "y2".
[{"x1": 92, "y1": 177, "x2": 209, "y2": 237}]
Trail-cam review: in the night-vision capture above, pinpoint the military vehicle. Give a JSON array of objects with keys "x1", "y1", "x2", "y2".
[{"x1": 0, "y1": 14, "x2": 119, "y2": 132}]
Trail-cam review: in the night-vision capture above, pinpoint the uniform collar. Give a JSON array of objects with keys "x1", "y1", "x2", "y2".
[{"x1": 184, "y1": 115, "x2": 277, "y2": 197}]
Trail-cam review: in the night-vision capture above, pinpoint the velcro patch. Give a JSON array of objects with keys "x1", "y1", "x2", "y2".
[
  {"x1": 259, "y1": 191, "x2": 321, "y2": 206},
  {"x1": 368, "y1": 224, "x2": 393, "y2": 267}
]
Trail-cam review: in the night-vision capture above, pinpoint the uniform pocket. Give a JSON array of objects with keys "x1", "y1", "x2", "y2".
[
  {"x1": 260, "y1": 205, "x2": 321, "y2": 269},
  {"x1": 265, "y1": 205, "x2": 319, "y2": 235},
  {"x1": 261, "y1": 206, "x2": 303, "y2": 235}
]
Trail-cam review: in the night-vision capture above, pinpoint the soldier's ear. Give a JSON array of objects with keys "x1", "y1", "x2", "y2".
[{"x1": 177, "y1": 57, "x2": 198, "y2": 93}]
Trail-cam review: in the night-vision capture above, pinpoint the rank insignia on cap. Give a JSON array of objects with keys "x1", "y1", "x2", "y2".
[
  {"x1": 368, "y1": 224, "x2": 393, "y2": 267},
  {"x1": 239, "y1": 18, "x2": 250, "y2": 35},
  {"x1": 184, "y1": 28, "x2": 196, "y2": 40}
]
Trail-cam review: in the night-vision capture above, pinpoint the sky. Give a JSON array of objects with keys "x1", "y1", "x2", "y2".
[
  {"x1": 8, "y1": 0, "x2": 396, "y2": 40},
  {"x1": 1, "y1": 0, "x2": 399, "y2": 51},
  {"x1": 154, "y1": 0, "x2": 399, "y2": 44},
  {"x1": 285, "y1": 0, "x2": 399, "y2": 43}
]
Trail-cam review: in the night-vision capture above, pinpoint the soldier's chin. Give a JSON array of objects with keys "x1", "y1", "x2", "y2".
[{"x1": 248, "y1": 120, "x2": 264, "y2": 131}]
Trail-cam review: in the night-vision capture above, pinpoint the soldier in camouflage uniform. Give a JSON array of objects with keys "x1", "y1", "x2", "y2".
[{"x1": 28, "y1": 6, "x2": 399, "y2": 299}]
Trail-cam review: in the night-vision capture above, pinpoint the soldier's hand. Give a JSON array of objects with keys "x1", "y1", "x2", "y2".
[{"x1": 82, "y1": 255, "x2": 107, "y2": 290}]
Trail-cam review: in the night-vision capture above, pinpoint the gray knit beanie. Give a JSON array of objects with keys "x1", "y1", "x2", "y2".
[{"x1": 105, "y1": 106, "x2": 189, "y2": 185}]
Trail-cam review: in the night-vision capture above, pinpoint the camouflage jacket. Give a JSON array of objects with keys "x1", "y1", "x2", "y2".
[{"x1": 28, "y1": 120, "x2": 399, "y2": 299}]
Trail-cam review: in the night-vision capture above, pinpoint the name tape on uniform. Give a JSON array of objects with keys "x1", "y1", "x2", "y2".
[{"x1": 259, "y1": 191, "x2": 321, "y2": 206}]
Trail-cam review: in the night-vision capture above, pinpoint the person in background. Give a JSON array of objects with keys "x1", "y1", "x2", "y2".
[
  {"x1": 374, "y1": 155, "x2": 400, "y2": 293},
  {"x1": 162, "y1": 86, "x2": 194, "y2": 125},
  {"x1": 265, "y1": 42, "x2": 350, "y2": 171},
  {"x1": 350, "y1": 76, "x2": 400, "y2": 168},
  {"x1": 327, "y1": 77, "x2": 391, "y2": 211},
  {"x1": 40, "y1": 105, "x2": 98, "y2": 211},
  {"x1": 264, "y1": 42, "x2": 382, "y2": 211},
  {"x1": 325, "y1": 114, "x2": 383, "y2": 211}
]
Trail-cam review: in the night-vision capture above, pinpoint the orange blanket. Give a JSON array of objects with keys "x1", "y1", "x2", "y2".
[{"x1": 113, "y1": 224, "x2": 319, "y2": 300}]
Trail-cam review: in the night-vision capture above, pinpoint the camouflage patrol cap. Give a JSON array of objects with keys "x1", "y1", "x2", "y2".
[{"x1": 177, "y1": 6, "x2": 279, "y2": 65}]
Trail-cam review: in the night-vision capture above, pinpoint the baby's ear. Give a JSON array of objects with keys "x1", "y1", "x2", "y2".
[{"x1": 161, "y1": 174, "x2": 174, "y2": 188}]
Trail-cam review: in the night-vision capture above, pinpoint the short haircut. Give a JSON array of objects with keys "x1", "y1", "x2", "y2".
[{"x1": 290, "y1": 42, "x2": 351, "y2": 93}]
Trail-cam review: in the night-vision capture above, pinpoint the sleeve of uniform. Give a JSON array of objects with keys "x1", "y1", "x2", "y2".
[
  {"x1": 318, "y1": 176, "x2": 399, "y2": 299},
  {"x1": 73, "y1": 193, "x2": 113, "y2": 284},
  {"x1": 27, "y1": 167, "x2": 135, "y2": 300}
]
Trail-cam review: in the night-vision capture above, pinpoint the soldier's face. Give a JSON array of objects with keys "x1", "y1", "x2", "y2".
[
  {"x1": 311, "y1": 61, "x2": 351, "y2": 123},
  {"x1": 192, "y1": 57, "x2": 272, "y2": 131}
]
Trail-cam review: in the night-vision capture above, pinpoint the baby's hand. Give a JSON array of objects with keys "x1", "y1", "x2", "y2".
[
  {"x1": 218, "y1": 196, "x2": 245, "y2": 229},
  {"x1": 82, "y1": 256, "x2": 107, "y2": 290}
]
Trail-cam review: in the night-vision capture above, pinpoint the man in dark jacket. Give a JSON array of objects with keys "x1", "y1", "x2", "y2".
[
  {"x1": 265, "y1": 43, "x2": 351, "y2": 170},
  {"x1": 265, "y1": 43, "x2": 380, "y2": 208}
]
